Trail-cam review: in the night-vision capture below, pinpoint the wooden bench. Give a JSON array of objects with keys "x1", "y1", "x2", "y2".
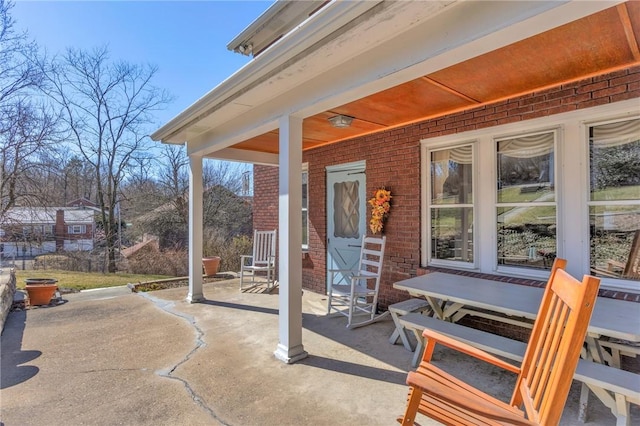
[
  {"x1": 388, "y1": 299, "x2": 431, "y2": 351},
  {"x1": 399, "y1": 312, "x2": 640, "y2": 426},
  {"x1": 598, "y1": 338, "x2": 640, "y2": 368}
]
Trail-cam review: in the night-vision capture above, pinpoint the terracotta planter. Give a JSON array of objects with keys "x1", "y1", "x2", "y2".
[
  {"x1": 202, "y1": 257, "x2": 221, "y2": 276},
  {"x1": 25, "y1": 278, "x2": 58, "y2": 306}
]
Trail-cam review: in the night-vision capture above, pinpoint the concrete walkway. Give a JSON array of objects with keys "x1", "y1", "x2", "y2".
[{"x1": 1, "y1": 279, "x2": 630, "y2": 425}]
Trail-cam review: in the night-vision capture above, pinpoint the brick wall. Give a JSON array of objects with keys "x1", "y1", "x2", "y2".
[
  {"x1": 253, "y1": 66, "x2": 640, "y2": 307},
  {"x1": 253, "y1": 165, "x2": 279, "y2": 233}
]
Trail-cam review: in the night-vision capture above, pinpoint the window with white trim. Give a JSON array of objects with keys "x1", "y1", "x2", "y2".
[
  {"x1": 302, "y1": 164, "x2": 309, "y2": 249},
  {"x1": 427, "y1": 144, "x2": 474, "y2": 265},
  {"x1": 68, "y1": 225, "x2": 86, "y2": 234},
  {"x1": 496, "y1": 130, "x2": 557, "y2": 270},
  {"x1": 588, "y1": 118, "x2": 640, "y2": 283},
  {"x1": 420, "y1": 100, "x2": 639, "y2": 290}
]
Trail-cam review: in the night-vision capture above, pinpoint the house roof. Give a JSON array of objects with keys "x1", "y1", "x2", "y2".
[
  {"x1": 66, "y1": 197, "x2": 97, "y2": 208},
  {"x1": 1, "y1": 208, "x2": 95, "y2": 225},
  {"x1": 151, "y1": 1, "x2": 639, "y2": 164}
]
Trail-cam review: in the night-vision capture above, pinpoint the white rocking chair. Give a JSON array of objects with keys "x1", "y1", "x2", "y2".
[
  {"x1": 327, "y1": 235, "x2": 387, "y2": 328},
  {"x1": 240, "y1": 229, "x2": 277, "y2": 292}
]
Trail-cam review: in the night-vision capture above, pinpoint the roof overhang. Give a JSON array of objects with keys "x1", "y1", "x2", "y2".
[{"x1": 151, "y1": 0, "x2": 639, "y2": 164}]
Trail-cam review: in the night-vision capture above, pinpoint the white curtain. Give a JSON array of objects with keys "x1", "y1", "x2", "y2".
[
  {"x1": 591, "y1": 118, "x2": 640, "y2": 148},
  {"x1": 498, "y1": 132, "x2": 554, "y2": 158}
]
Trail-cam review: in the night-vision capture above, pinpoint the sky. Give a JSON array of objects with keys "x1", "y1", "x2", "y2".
[{"x1": 11, "y1": 0, "x2": 275, "y2": 130}]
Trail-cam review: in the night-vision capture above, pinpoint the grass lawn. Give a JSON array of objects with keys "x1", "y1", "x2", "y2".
[
  {"x1": 590, "y1": 185, "x2": 640, "y2": 202},
  {"x1": 15, "y1": 270, "x2": 170, "y2": 291}
]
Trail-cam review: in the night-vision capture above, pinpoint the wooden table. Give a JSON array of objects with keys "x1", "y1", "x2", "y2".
[
  {"x1": 393, "y1": 272, "x2": 640, "y2": 424},
  {"x1": 393, "y1": 272, "x2": 640, "y2": 364}
]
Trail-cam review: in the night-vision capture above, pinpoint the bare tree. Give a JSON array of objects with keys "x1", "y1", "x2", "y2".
[
  {"x1": 60, "y1": 155, "x2": 96, "y2": 203},
  {"x1": 202, "y1": 160, "x2": 252, "y2": 234},
  {"x1": 0, "y1": 1, "x2": 40, "y2": 106},
  {"x1": 45, "y1": 46, "x2": 172, "y2": 273},
  {"x1": 159, "y1": 144, "x2": 189, "y2": 223},
  {"x1": 139, "y1": 147, "x2": 252, "y2": 249},
  {"x1": 131, "y1": 145, "x2": 190, "y2": 248},
  {"x1": 0, "y1": 0, "x2": 59, "y2": 221}
]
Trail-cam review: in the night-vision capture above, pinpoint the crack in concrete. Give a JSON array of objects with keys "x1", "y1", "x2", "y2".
[
  {"x1": 79, "y1": 368, "x2": 147, "y2": 373},
  {"x1": 139, "y1": 292, "x2": 230, "y2": 426}
]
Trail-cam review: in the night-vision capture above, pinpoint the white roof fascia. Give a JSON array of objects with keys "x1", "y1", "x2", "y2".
[
  {"x1": 151, "y1": 0, "x2": 383, "y2": 144},
  {"x1": 227, "y1": 0, "x2": 327, "y2": 56}
]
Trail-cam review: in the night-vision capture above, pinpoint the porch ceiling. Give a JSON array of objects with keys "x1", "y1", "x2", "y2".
[{"x1": 227, "y1": 2, "x2": 640, "y2": 155}]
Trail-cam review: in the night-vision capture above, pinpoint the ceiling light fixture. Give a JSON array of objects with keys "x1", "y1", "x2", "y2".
[{"x1": 328, "y1": 114, "x2": 354, "y2": 128}]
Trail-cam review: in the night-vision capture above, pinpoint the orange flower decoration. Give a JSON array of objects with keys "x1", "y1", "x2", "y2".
[{"x1": 368, "y1": 188, "x2": 392, "y2": 234}]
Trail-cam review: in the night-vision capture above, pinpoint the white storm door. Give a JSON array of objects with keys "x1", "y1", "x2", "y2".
[{"x1": 326, "y1": 162, "x2": 366, "y2": 288}]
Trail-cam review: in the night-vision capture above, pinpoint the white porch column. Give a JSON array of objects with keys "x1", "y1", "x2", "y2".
[
  {"x1": 187, "y1": 154, "x2": 204, "y2": 303},
  {"x1": 274, "y1": 115, "x2": 308, "y2": 364}
]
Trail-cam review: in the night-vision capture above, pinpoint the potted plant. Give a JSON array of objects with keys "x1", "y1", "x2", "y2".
[
  {"x1": 202, "y1": 256, "x2": 221, "y2": 276},
  {"x1": 25, "y1": 278, "x2": 58, "y2": 306}
]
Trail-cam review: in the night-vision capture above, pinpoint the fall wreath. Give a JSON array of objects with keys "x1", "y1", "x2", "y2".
[{"x1": 368, "y1": 188, "x2": 392, "y2": 234}]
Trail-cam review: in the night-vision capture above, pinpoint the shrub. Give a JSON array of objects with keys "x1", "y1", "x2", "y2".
[
  {"x1": 221, "y1": 234, "x2": 253, "y2": 273},
  {"x1": 124, "y1": 233, "x2": 254, "y2": 277},
  {"x1": 125, "y1": 247, "x2": 188, "y2": 276},
  {"x1": 35, "y1": 252, "x2": 106, "y2": 273}
]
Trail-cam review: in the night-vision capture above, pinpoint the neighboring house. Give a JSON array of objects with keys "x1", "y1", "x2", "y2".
[
  {"x1": 0, "y1": 207, "x2": 96, "y2": 257},
  {"x1": 152, "y1": 1, "x2": 640, "y2": 362}
]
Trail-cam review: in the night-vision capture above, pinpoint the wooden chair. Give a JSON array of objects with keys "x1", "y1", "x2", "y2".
[
  {"x1": 399, "y1": 265, "x2": 601, "y2": 425},
  {"x1": 327, "y1": 235, "x2": 386, "y2": 328},
  {"x1": 239, "y1": 229, "x2": 277, "y2": 292},
  {"x1": 592, "y1": 230, "x2": 640, "y2": 280}
]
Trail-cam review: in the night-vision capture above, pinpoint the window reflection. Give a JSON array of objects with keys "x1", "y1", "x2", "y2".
[
  {"x1": 430, "y1": 144, "x2": 474, "y2": 264},
  {"x1": 590, "y1": 207, "x2": 639, "y2": 280},
  {"x1": 497, "y1": 133, "x2": 555, "y2": 203},
  {"x1": 590, "y1": 119, "x2": 640, "y2": 201},
  {"x1": 496, "y1": 132, "x2": 557, "y2": 270},
  {"x1": 431, "y1": 208, "x2": 473, "y2": 262},
  {"x1": 589, "y1": 118, "x2": 640, "y2": 281},
  {"x1": 497, "y1": 207, "x2": 557, "y2": 269},
  {"x1": 431, "y1": 146, "x2": 473, "y2": 205},
  {"x1": 302, "y1": 171, "x2": 308, "y2": 246}
]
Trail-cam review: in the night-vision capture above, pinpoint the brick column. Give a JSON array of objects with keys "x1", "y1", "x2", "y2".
[{"x1": 55, "y1": 210, "x2": 65, "y2": 251}]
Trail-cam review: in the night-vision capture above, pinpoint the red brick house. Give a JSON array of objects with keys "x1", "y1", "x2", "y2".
[
  {"x1": 0, "y1": 207, "x2": 96, "y2": 257},
  {"x1": 152, "y1": 1, "x2": 640, "y2": 363}
]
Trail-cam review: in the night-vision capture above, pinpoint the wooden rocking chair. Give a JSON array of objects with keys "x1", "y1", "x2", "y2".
[
  {"x1": 327, "y1": 235, "x2": 386, "y2": 328},
  {"x1": 239, "y1": 229, "x2": 277, "y2": 292},
  {"x1": 399, "y1": 267, "x2": 601, "y2": 425}
]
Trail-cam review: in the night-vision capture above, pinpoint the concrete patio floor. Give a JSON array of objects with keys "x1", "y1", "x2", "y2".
[{"x1": 1, "y1": 278, "x2": 632, "y2": 425}]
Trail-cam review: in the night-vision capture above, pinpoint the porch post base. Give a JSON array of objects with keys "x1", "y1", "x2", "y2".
[
  {"x1": 186, "y1": 293, "x2": 205, "y2": 303},
  {"x1": 274, "y1": 344, "x2": 308, "y2": 364}
]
